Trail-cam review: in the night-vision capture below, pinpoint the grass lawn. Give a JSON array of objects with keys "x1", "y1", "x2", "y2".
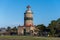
[{"x1": 0, "y1": 36, "x2": 60, "y2": 40}]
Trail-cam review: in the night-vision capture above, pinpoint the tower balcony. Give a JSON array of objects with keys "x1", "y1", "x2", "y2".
[{"x1": 24, "y1": 17, "x2": 33, "y2": 20}]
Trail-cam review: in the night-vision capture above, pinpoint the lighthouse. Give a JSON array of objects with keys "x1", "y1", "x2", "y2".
[
  {"x1": 18, "y1": 5, "x2": 35, "y2": 35},
  {"x1": 24, "y1": 5, "x2": 33, "y2": 27}
]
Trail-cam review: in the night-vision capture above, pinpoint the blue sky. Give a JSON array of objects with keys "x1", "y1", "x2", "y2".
[{"x1": 0, "y1": 0, "x2": 60, "y2": 27}]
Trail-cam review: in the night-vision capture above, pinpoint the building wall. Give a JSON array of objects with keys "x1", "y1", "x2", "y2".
[
  {"x1": 18, "y1": 26, "x2": 35, "y2": 35},
  {"x1": 18, "y1": 27, "x2": 24, "y2": 35}
]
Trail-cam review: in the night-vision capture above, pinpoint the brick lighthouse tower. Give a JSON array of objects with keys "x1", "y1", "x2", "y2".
[{"x1": 24, "y1": 5, "x2": 33, "y2": 27}]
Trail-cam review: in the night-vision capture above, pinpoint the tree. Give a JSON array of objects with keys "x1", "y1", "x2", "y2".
[
  {"x1": 6, "y1": 26, "x2": 11, "y2": 35},
  {"x1": 11, "y1": 26, "x2": 17, "y2": 32},
  {"x1": 36, "y1": 24, "x2": 46, "y2": 36},
  {"x1": 36, "y1": 24, "x2": 46, "y2": 31},
  {"x1": 7, "y1": 26, "x2": 11, "y2": 32},
  {"x1": 10, "y1": 26, "x2": 17, "y2": 35},
  {"x1": 56, "y1": 18, "x2": 60, "y2": 30},
  {"x1": 48, "y1": 20, "x2": 57, "y2": 36}
]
